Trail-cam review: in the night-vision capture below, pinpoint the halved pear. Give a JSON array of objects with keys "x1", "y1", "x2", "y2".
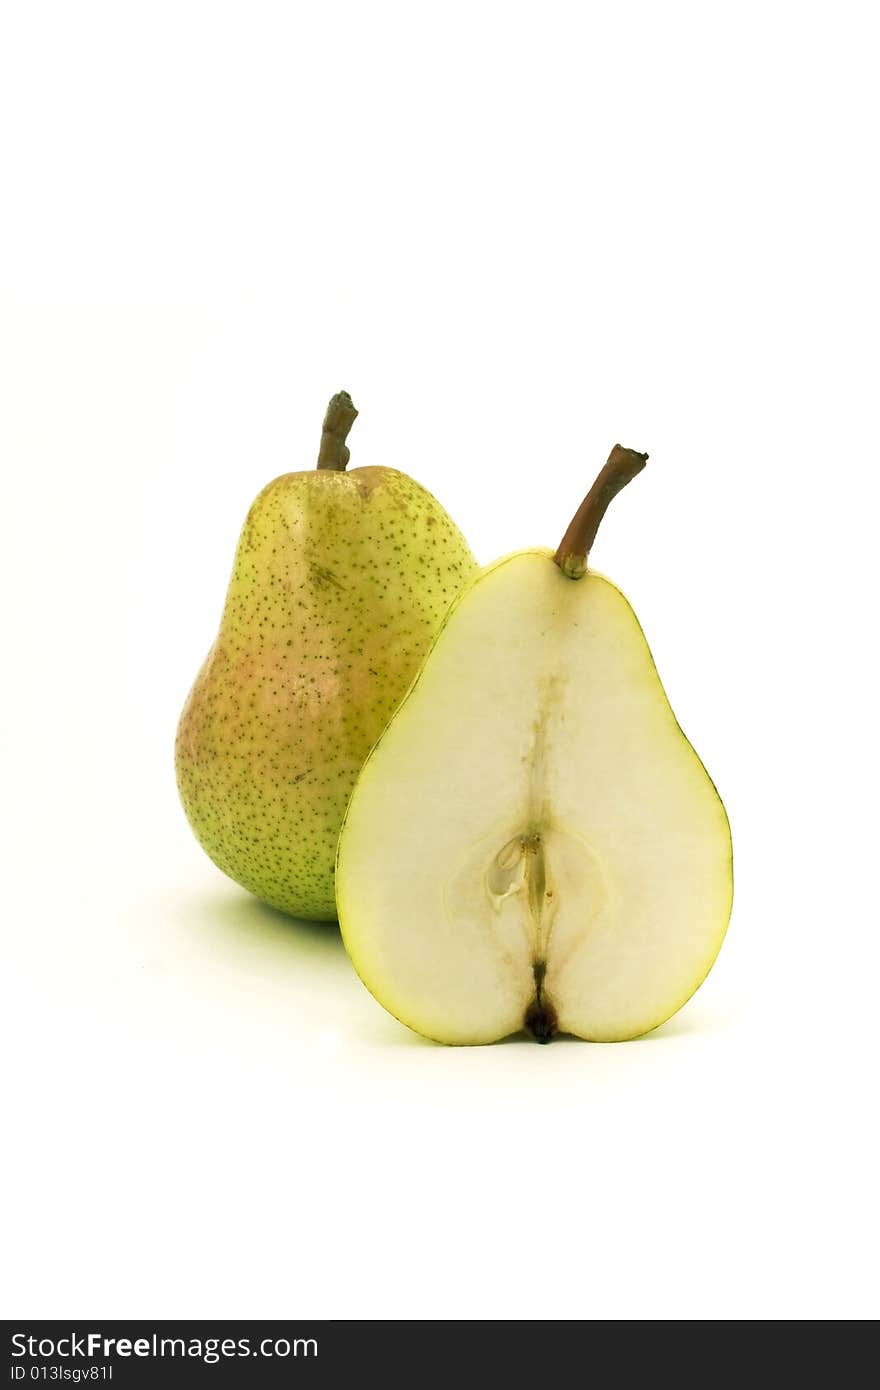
[{"x1": 337, "y1": 447, "x2": 733, "y2": 1044}]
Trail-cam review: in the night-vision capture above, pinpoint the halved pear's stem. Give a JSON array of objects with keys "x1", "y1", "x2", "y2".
[
  {"x1": 316, "y1": 390, "x2": 358, "y2": 471},
  {"x1": 554, "y1": 444, "x2": 648, "y2": 579}
]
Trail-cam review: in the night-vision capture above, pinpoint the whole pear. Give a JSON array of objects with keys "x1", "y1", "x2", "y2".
[{"x1": 176, "y1": 392, "x2": 477, "y2": 919}]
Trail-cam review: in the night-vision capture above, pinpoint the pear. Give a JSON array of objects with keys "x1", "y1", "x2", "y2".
[
  {"x1": 337, "y1": 447, "x2": 733, "y2": 1042},
  {"x1": 176, "y1": 392, "x2": 477, "y2": 920}
]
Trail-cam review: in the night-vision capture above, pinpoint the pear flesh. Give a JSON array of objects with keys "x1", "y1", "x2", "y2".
[
  {"x1": 337, "y1": 550, "x2": 733, "y2": 1043},
  {"x1": 176, "y1": 394, "x2": 477, "y2": 920}
]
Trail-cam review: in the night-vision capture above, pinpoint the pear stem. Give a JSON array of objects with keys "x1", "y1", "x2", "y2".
[
  {"x1": 553, "y1": 444, "x2": 648, "y2": 579},
  {"x1": 316, "y1": 391, "x2": 358, "y2": 471}
]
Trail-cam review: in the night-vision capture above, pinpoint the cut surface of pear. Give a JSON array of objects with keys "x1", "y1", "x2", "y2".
[
  {"x1": 176, "y1": 392, "x2": 477, "y2": 920},
  {"x1": 337, "y1": 454, "x2": 732, "y2": 1043}
]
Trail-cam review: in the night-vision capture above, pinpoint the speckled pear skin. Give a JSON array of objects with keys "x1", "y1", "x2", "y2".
[{"x1": 176, "y1": 460, "x2": 477, "y2": 920}]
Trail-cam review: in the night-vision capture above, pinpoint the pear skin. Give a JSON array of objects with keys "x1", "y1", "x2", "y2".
[{"x1": 176, "y1": 393, "x2": 477, "y2": 919}]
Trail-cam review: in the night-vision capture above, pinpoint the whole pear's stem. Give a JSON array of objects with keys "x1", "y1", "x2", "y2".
[
  {"x1": 553, "y1": 444, "x2": 648, "y2": 579},
  {"x1": 316, "y1": 391, "x2": 358, "y2": 471}
]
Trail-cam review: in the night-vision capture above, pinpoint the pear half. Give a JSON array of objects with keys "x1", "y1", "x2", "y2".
[{"x1": 337, "y1": 447, "x2": 732, "y2": 1043}]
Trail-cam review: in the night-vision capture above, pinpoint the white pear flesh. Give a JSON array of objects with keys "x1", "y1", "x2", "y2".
[{"x1": 337, "y1": 549, "x2": 733, "y2": 1044}]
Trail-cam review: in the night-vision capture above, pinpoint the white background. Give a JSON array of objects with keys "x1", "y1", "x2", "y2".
[{"x1": 2, "y1": 1, "x2": 878, "y2": 1321}]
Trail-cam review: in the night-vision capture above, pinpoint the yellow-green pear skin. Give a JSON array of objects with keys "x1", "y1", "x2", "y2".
[{"x1": 175, "y1": 393, "x2": 477, "y2": 920}]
